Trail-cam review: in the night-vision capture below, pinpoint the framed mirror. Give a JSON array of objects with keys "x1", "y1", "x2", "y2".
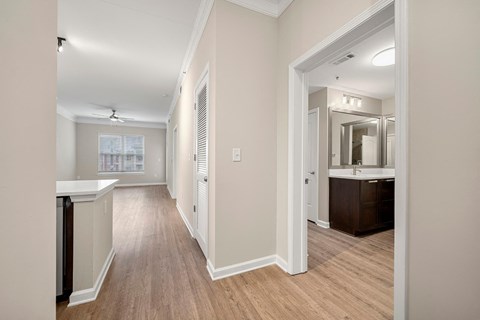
[
  {"x1": 384, "y1": 115, "x2": 396, "y2": 167},
  {"x1": 329, "y1": 108, "x2": 382, "y2": 168}
]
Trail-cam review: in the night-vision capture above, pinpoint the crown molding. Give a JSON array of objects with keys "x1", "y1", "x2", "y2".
[
  {"x1": 57, "y1": 104, "x2": 77, "y2": 122},
  {"x1": 168, "y1": 0, "x2": 215, "y2": 119},
  {"x1": 225, "y1": 0, "x2": 293, "y2": 18}
]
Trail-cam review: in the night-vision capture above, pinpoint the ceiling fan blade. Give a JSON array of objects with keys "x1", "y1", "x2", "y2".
[
  {"x1": 118, "y1": 119, "x2": 125, "y2": 123},
  {"x1": 91, "y1": 113, "x2": 108, "y2": 117},
  {"x1": 117, "y1": 117, "x2": 134, "y2": 120}
]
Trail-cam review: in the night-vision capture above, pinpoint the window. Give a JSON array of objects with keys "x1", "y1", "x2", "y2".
[{"x1": 98, "y1": 134, "x2": 145, "y2": 173}]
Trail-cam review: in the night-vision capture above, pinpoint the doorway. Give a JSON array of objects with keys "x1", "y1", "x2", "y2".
[
  {"x1": 306, "y1": 109, "x2": 319, "y2": 222},
  {"x1": 193, "y1": 68, "x2": 209, "y2": 258},
  {"x1": 288, "y1": 0, "x2": 408, "y2": 318}
]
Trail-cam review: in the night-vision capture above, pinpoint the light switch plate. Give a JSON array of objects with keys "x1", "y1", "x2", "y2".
[{"x1": 232, "y1": 148, "x2": 241, "y2": 162}]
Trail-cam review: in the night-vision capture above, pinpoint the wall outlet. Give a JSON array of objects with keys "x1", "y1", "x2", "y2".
[{"x1": 232, "y1": 148, "x2": 241, "y2": 162}]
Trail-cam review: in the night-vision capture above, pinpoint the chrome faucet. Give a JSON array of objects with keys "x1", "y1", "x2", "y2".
[{"x1": 353, "y1": 161, "x2": 362, "y2": 175}]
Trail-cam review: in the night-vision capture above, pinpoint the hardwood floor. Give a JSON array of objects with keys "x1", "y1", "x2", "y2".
[{"x1": 57, "y1": 186, "x2": 393, "y2": 320}]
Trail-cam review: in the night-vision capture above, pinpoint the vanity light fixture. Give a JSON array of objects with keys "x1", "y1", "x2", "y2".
[
  {"x1": 343, "y1": 94, "x2": 362, "y2": 108},
  {"x1": 372, "y1": 47, "x2": 395, "y2": 66},
  {"x1": 57, "y1": 37, "x2": 66, "y2": 53}
]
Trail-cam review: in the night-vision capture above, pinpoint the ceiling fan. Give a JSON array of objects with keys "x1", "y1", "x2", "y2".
[{"x1": 91, "y1": 109, "x2": 134, "y2": 123}]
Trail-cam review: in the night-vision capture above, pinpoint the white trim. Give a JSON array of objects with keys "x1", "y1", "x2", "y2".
[
  {"x1": 225, "y1": 0, "x2": 293, "y2": 18},
  {"x1": 115, "y1": 182, "x2": 166, "y2": 187},
  {"x1": 172, "y1": 125, "x2": 178, "y2": 199},
  {"x1": 68, "y1": 249, "x2": 115, "y2": 307},
  {"x1": 394, "y1": 0, "x2": 408, "y2": 318},
  {"x1": 316, "y1": 220, "x2": 330, "y2": 229},
  {"x1": 207, "y1": 255, "x2": 277, "y2": 281},
  {"x1": 168, "y1": 0, "x2": 214, "y2": 118},
  {"x1": 276, "y1": 255, "x2": 288, "y2": 272},
  {"x1": 57, "y1": 104, "x2": 77, "y2": 122},
  {"x1": 176, "y1": 203, "x2": 195, "y2": 238},
  {"x1": 76, "y1": 116, "x2": 166, "y2": 129}
]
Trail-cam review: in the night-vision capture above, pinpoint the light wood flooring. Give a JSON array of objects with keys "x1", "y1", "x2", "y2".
[{"x1": 57, "y1": 186, "x2": 393, "y2": 320}]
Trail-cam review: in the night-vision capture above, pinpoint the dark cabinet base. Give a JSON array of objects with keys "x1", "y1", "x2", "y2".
[{"x1": 329, "y1": 178, "x2": 394, "y2": 237}]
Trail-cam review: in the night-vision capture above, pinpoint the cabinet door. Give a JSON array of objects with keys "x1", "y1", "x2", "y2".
[
  {"x1": 359, "y1": 204, "x2": 378, "y2": 231},
  {"x1": 360, "y1": 180, "x2": 379, "y2": 204},
  {"x1": 378, "y1": 200, "x2": 394, "y2": 224}
]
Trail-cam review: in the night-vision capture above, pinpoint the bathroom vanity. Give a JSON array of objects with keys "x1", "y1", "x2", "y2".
[{"x1": 329, "y1": 173, "x2": 394, "y2": 236}]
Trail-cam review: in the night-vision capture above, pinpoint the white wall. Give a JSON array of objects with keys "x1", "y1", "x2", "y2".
[
  {"x1": 76, "y1": 123, "x2": 166, "y2": 185},
  {"x1": 0, "y1": 0, "x2": 57, "y2": 318},
  {"x1": 407, "y1": 0, "x2": 480, "y2": 318},
  {"x1": 57, "y1": 114, "x2": 77, "y2": 180}
]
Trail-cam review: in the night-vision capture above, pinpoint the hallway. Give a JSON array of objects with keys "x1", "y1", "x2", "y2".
[{"x1": 57, "y1": 186, "x2": 393, "y2": 320}]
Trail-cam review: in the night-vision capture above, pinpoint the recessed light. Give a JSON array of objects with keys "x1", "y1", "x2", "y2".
[
  {"x1": 162, "y1": 94, "x2": 169, "y2": 98},
  {"x1": 372, "y1": 47, "x2": 395, "y2": 66}
]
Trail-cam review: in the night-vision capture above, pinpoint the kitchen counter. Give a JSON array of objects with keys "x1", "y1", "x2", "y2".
[{"x1": 56, "y1": 179, "x2": 118, "y2": 202}]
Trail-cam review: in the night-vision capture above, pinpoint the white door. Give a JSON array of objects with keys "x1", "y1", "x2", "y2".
[
  {"x1": 194, "y1": 75, "x2": 208, "y2": 258},
  {"x1": 362, "y1": 135, "x2": 377, "y2": 165},
  {"x1": 172, "y1": 127, "x2": 177, "y2": 199},
  {"x1": 306, "y1": 109, "x2": 319, "y2": 222}
]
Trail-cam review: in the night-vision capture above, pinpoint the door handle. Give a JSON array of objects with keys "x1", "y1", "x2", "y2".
[
  {"x1": 309, "y1": 171, "x2": 315, "y2": 175},
  {"x1": 305, "y1": 178, "x2": 309, "y2": 184},
  {"x1": 204, "y1": 176, "x2": 208, "y2": 182}
]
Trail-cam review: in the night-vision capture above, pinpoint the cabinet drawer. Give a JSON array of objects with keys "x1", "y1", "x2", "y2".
[{"x1": 360, "y1": 180, "x2": 379, "y2": 204}]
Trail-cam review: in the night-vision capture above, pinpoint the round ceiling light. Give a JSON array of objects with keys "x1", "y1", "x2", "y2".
[{"x1": 372, "y1": 47, "x2": 395, "y2": 66}]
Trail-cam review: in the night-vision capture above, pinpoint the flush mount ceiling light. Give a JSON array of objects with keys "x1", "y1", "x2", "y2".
[
  {"x1": 57, "y1": 37, "x2": 66, "y2": 53},
  {"x1": 372, "y1": 47, "x2": 395, "y2": 66}
]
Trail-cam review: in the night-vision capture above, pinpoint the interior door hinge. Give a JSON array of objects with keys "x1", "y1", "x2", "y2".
[
  {"x1": 194, "y1": 103, "x2": 196, "y2": 110},
  {"x1": 194, "y1": 154, "x2": 196, "y2": 161},
  {"x1": 193, "y1": 205, "x2": 196, "y2": 213}
]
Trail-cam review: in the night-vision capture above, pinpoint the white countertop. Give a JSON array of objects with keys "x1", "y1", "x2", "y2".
[
  {"x1": 56, "y1": 179, "x2": 118, "y2": 202},
  {"x1": 329, "y1": 169, "x2": 395, "y2": 180}
]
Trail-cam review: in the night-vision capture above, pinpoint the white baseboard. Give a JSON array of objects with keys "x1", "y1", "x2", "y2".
[
  {"x1": 176, "y1": 203, "x2": 194, "y2": 238},
  {"x1": 316, "y1": 220, "x2": 330, "y2": 229},
  {"x1": 276, "y1": 255, "x2": 288, "y2": 272},
  {"x1": 207, "y1": 255, "x2": 284, "y2": 281},
  {"x1": 68, "y1": 249, "x2": 116, "y2": 307},
  {"x1": 116, "y1": 182, "x2": 166, "y2": 187}
]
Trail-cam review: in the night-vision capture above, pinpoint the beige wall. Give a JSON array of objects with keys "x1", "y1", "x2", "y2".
[
  {"x1": 408, "y1": 1, "x2": 480, "y2": 318},
  {"x1": 382, "y1": 96, "x2": 395, "y2": 115},
  {"x1": 276, "y1": 0, "x2": 380, "y2": 260},
  {"x1": 214, "y1": 0, "x2": 277, "y2": 267},
  {"x1": 57, "y1": 114, "x2": 77, "y2": 180},
  {"x1": 0, "y1": 0, "x2": 57, "y2": 318},
  {"x1": 167, "y1": 2, "x2": 217, "y2": 262},
  {"x1": 76, "y1": 123, "x2": 166, "y2": 185},
  {"x1": 167, "y1": 0, "x2": 277, "y2": 268}
]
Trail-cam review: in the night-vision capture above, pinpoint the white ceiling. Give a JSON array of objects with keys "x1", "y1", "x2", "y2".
[
  {"x1": 225, "y1": 0, "x2": 293, "y2": 17},
  {"x1": 57, "y1": 0, "x2": 202, "y2": 124},
  {"x1": 308, "y1": 23, "x2": 395, "y2": 99}
]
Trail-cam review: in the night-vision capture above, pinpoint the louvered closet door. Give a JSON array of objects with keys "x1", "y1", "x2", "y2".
[{"x1": 195, "y1": 77, "x2": 208, "y2": 258}]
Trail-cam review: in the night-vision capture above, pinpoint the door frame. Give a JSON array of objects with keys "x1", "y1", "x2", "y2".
[
  {"x1": 193, "y1": 64, "x2": 210, "y2": 257},
  {"x1": 172, "y1": 125, "x2": 178, "y2": 199},
  {"x1": 286, "y1": 0, "x2": 408, "y2": 319},
  {"x1": 306, "y1": 108, "x2": 319, "y2": 223}
]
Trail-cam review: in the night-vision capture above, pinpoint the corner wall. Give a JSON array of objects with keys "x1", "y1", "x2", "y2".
[{"x1": 0, "y1": 0, "x2": 57, "y2": 318}]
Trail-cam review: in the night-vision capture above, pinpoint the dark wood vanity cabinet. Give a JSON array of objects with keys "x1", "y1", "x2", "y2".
[{"x1": 329, "y1": 178, "x2": 394, "y2": 236}]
